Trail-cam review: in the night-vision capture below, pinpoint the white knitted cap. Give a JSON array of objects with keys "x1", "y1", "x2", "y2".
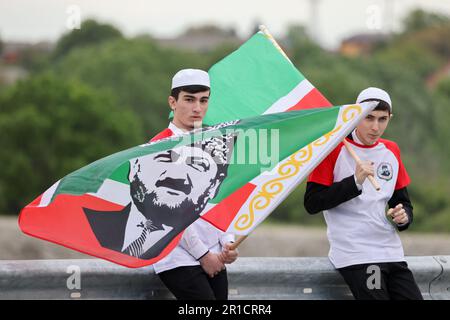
[
  {"x1": 171, "y1": 69, "x2": 210, "y2": 89},
  {"x1": 356, "y1": 87, "x2": 392, "y2": 111}
]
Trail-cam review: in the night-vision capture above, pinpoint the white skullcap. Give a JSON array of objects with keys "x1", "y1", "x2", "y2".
[
  {"x1": 356, "y1": 87, "x2": 392, "y2": 111},
  {"x1": 171, "y1": 69, "x2": 210, "y2": 89}
]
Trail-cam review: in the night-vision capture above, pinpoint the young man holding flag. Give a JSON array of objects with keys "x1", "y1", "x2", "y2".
[
  {"x1": 304, "y1": 87, "x2": 423, "y2": 300},
  {"x1": 150, "y1": 69, "x2": 238, "y2": 300}
]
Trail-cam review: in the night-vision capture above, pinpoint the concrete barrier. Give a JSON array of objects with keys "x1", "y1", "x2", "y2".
[{"x1": 0, "y1": 256, "x2": 448, "y2": 300}]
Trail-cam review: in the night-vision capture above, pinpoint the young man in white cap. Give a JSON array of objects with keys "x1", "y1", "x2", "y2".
[
  {"x1": 304, "y1": 87, "x2": 423, "y2": 300},
  {"x1": 150, "y1": 69, "x2": 238, "y2": 300}
]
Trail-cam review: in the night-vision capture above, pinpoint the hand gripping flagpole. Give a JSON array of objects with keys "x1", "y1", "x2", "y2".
[{"x1": 343, "y1": 139, "x2": 381, "y2": 191}]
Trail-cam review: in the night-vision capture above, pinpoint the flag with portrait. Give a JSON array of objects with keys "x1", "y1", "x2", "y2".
[{"x1": 19, "y1": 103, "x2": 372, "y2": 268}]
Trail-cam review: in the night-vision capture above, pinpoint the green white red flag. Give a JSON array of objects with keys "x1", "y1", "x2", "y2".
[
  {"x1": 19, "y1": 30, "x2": 374, "y2": 268},
  {"x1": 198, "y1": 30, "x2": 335, "y2": 235},
  {"x1": 19, "y1": 104, "x2": 372, "y2": 268}
]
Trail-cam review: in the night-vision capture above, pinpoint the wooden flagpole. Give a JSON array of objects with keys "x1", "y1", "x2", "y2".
[
  {"x1": 228, "y1": 234, "x2": 247, "y2": 251},
  {"x1": 343, "y1": 139, "x2": 381, "y2": 191}
]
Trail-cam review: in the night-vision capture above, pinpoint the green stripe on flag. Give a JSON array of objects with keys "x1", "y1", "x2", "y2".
[
  {"x1": 108, "y1": 162, "x2": 130, "y2": 185},
  {"x1": 205, "y1": 32, "x2": 306, "y2": 125},
  {"x1": 52, "y1": 106, "x2": 340, "y2": 203},
  {"x1": 210, "y1": 106, "x2": 339, "y2": 202}
]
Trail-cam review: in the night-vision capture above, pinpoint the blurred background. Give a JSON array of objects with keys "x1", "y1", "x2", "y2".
[{"x1": 0, "y1": 0, "x2": 449, "y2": 259}]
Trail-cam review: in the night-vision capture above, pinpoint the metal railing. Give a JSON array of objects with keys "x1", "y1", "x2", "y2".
[{"x1": 0, "y1": 256, "x2": 448, "y2": 299}]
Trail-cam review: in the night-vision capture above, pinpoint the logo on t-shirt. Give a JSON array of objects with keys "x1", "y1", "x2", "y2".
[{"x1": 377, "y1": 162, "x2": 393, "y2": 181}]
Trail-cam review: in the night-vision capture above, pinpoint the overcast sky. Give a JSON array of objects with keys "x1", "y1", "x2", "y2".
[{"x1": 1, "y1": 0, "x2": 449, "y2": 49}]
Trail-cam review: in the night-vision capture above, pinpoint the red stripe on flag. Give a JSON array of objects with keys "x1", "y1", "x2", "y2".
[
  {"x1": 287, "y1": 88, "x2": 332, "y2": 111},
  {"x1": 28, "y1": 194, "x2": 43, "y2": 207},
  {"x1": 201, "y1": 182, "x2": 256, "y2": 231},
  {"x1": 18, "y1": 194, "x2": 182, "y2": 268}
]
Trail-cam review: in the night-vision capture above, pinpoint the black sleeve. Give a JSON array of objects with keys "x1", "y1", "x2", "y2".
[
  {"x1": 304, "y1": 175, "x2": 362, "y2": 215},
  {"x1": 388, "y1": 187, "x2": 413, "y2": 231}
]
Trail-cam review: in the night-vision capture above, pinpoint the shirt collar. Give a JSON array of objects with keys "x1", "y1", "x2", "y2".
[
  {"x1": 350, "y1": 129, "x2": 380, "y2": 148},
  {"x1": 352, "y1": 129, "x2": 364, "y2": 145},
  {"x1": 168, "y1": 122, "x2": 187, "y2": 136}
]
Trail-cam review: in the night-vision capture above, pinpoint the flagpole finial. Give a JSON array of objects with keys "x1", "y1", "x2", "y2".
[{"x1": 258, "y1": 25, "x2": 292, "y2": 64}]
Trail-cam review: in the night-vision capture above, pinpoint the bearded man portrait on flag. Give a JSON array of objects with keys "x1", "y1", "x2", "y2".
[{"x1": 84, "y1": 131, "x2": 236, "y2": 261}]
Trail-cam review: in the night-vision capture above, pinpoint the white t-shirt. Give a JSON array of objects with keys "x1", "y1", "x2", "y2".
[{"x1": 308, "y1": 133, "x2": 411, "y2": 268}]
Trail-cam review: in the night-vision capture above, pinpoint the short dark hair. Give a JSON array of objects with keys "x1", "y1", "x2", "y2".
[
  {"x1": 170, "y1": 85, "x2": 210, "y2": 100},
  {"x1": 360, "y1": 99, "x2": 391, "y2": 113}
]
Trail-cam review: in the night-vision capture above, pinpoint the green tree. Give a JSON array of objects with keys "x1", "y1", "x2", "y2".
[
  {"x1": 374, "y1": 41, "x2": 441, "y2": 79},
  {"x1": 20, "y1": 46, "x2": 51, "y2": 73},
  {"x1": 53, "y1": 19, "x2": 123, "y2": 59},
  {"x1": 0, "y1": 73, "x2": 143, "y2": 213},
  {"x1": 53, "y1": 37, "x2": 209, "y2": 137},
  {"x1": 436, "y1": 78, "x2": 450, "y2": 98},
  {"x1": 403, "y1": 9, "x2": 450, "y2": 34},
  {"x1": 286, "y1": 25, "x2": 324, "y2": 64}
]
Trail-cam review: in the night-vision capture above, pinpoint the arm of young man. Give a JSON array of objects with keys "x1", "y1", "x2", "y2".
[
  {"x1": 304, "y1": 176, "x2": 362, "y2": 214},
  {"x1": 179, "y1": 226, "x2": 224, "y2": 277},
  {"x1": 387, "y1": 187, "x2": 413, "y2": 231},
  {"x1": 385, "y1": 141, "x2": 413, "y2": 231},
  {"x1": 198, "y1": 251, "x2": 226, "y2": 278},
  {"x1": 219, "y1": 233, "x2": 238, "y2": 264},
  {"x1": 304, "y1": 142, "x2": 374, "y2": 214},
  {"x1": 304, "y1": 158, "x2": 375, "y2": 214}
]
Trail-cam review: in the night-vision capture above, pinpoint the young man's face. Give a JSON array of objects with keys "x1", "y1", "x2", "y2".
[
  {"x1": 169, "y1": 90, "x2": 210, "y2": 131},
  {"x1": 355, "y1": 109, "x2": 391, "y2": 145}
]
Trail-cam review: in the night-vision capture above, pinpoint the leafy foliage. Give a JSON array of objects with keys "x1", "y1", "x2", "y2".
[
  {"x1": 53, "y1": 37, "x2": 209, "y2": 137},
  {"x1": 0, "y1": 73, "x2": 143, "y2": 212},
  {"x1": 53, "y1": 19, "x2": 123, "y2": 60}
]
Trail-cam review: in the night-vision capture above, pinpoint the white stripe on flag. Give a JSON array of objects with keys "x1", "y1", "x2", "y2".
[
  {"x1": 38, "y1": 180, "x2": 60, "y2": 207},
  {"x1": 88, "y1": 179, "x2": 130, "y2": 206},
  {"x1": 262, "y1": 79, "x2": 314, "y2": 115}
]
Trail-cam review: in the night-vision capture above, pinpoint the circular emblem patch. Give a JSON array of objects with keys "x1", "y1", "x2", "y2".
[{"x1": 377, "y1": 162, "x2": 393, "y2": 181}]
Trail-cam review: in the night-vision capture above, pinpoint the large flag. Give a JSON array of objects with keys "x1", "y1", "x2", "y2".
[
  {"x1": 19, "y1": 104, "x2": 373, "y2": 268},
  {"x1": 197, "y1": 30, "x2": 336, "y2": 235},
  {"x1": 169, "y1": 31, "x2": 331, "y2": 124},
  {"x1": 205, "y1": 30, "x2": 331, "y2": 124}
]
